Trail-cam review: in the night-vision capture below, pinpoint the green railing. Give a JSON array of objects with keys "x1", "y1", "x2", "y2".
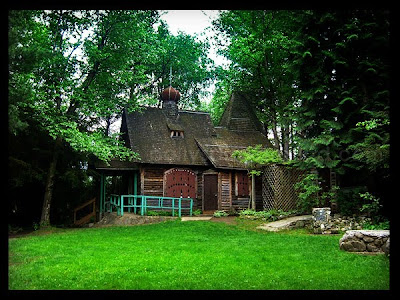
[{"x1": 107, "y1": 194, "x2": 193, "y2": 217}]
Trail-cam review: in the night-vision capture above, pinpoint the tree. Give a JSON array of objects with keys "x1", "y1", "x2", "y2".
[
  {"x1": 232, "y1": 145, "x2": 283, "y2": 209},
  {"x1": 292, "y1": 10, "x2": 390, "y2": 176},
  {"x1": 212, "y1": 10, "x2": 303, "y2": 159},
  {"x1": 9, "y1": 10, "x2": 154, "y2": 226},
  {"x1": 142, "y1": 21, "x2": 214, "y2": 109},
  {"x1": 9, "y1": 10, "x2": 215, "y2": 227}
]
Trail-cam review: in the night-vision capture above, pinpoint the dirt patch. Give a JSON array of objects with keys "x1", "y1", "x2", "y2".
[
  {"x1": 209, "y1": 216, "x2": 238, "y2": 225},
  {"x1": 95, "y1": 212, "x2": 177, "y2": 226}
]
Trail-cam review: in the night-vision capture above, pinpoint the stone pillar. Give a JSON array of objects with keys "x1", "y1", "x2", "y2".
[{"x1": 312, "y1": 207, "x2": 331, "y2": 234}]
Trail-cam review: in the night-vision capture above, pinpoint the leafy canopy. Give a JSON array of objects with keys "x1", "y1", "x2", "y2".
[{"x1": 232, "y1": 145, "x2": 283, "y2": 175}]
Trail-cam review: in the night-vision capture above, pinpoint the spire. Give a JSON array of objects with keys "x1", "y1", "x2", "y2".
[{"x1": 169, "y1": 66, "x2": 172, "y2": 87}]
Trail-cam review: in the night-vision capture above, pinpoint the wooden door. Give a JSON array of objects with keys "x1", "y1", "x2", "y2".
[
  {"x1": 204, "y1": 174, "x2": 218, "y2": 211},
  {"x1": 165, "y1": 168, "x2": 196, "y2": 199}
]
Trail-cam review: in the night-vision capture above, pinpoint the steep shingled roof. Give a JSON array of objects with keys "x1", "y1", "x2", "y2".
[
  {"x1": 122, "y1": 107, "x2": 215, "y2": 166},
  {"x1": 219, "y1": 92, "x2": 266, "y2": 134},
  {"x1": 195, "y1": 127, "x2": 269, "y2": 170},
  {"x1": 96, "y1": 92, "x2": 272, "y2": 170}
]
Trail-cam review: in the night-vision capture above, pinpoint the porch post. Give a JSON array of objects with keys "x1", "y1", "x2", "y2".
[
  {"x1": 134, "y1": 171, "x2": 138, "y2": 196},
  {"x1": 100, "y1": 173, "x2": 104, "y2": 219}
]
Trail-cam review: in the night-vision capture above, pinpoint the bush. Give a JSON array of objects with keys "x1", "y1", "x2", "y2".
[
  {"x1": 146, "y1": 210, "x2": 173, "y2": 216},
  {"x1": 192, "y1": 209, "x2": 202, "y2": 216},
  {"x1": 336, "y1": 186, "x2": 367, "y2": 216},
  {"x1": 294, "y1": 173, "x2": 322, "y2": 213},
  {"x1": 213, "y1": 210, "x2": 228, "y2": 218},
  {"x1": 362, "y1": 220, "x2": 389, "y2": 230},
  {"x1": 238, "y1": 209, "x2": 297, "y2": 221}
]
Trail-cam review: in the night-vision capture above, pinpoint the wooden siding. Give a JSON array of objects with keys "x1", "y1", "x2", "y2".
[
  {"x1": 141, "y1": 167, "x2": 164, "y2": 196},
  {"x1": 218, "y1": 171, "x2": 231, "y2": 210},
  {"x1": 138, "y1": 167, "x2": 262, "y2": 212}
]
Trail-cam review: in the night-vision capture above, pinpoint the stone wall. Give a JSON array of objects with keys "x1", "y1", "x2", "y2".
[
  {"x1": 339, "y1": 230, "x2": 390, "y2": 254},
  {"x1": 312, "y1": 207, "x2": 372, "y2": 234}
]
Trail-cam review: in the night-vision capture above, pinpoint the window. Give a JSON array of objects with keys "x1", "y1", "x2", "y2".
[
  {"x1": 236, "y1": 172, "x2": 249, "y2": 197},
  {"x1": 170, "y1": 130, "x2": 184, "y2": 138}
]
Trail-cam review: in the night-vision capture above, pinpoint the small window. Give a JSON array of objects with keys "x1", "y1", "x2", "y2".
[{"x1": 170, "y1": 130, "x2": 184, "y2": 138}]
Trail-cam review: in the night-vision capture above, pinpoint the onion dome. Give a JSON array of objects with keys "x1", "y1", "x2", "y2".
[{"x1": 161, "y1": 86, "x2": 180, "y2": 102}]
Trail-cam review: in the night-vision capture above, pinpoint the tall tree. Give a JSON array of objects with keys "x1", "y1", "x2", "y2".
[
  {"x1": 9, "y1": 10, "x2": 214, "y2": 226},
  {"x1": 140, "y1": 20, "x2": 214, "y2": 109},
  {"x1": 292, "y1": 10, "x2": 390, "y2": 175},
  {"x1": 212, "y1": 10, "x2": 302, "y2": 159},
  {"x1": 9, "y1": 10, "x2": 156, "y2": 226}
]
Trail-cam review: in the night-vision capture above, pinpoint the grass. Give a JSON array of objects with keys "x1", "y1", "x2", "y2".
[{"x1": 8, "y1": 219, "x2": 390, "y2": 290}]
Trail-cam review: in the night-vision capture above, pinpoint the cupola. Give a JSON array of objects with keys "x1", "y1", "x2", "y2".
[
  {"x1": 161, "y1": 86, "x2": 180, "y2": 102},
  {"x1": 161, "y1": 86, "x2": 180, "y2": 119}
]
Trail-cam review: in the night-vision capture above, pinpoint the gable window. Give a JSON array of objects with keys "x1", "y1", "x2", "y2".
[
  {"x1": 235, "y1": 172, "x2": 249, "y2": 197},
  {"x1": 170, "y1": 130, "x2": 184, "y2": 138}
]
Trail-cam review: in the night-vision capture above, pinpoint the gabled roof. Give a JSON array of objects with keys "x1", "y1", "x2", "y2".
[
  {"x1": 123, "y1": 107, "x2": 215, "y2": 166},
  {"x1": 219, "y1": 92, "x2": 266, "y2": 134},
  {"x1": 195, "y1": 127, "x2": 270, "y2": 170},
  {"x1": 97, "y1": 92, "x2": 272, "y2": 170}
]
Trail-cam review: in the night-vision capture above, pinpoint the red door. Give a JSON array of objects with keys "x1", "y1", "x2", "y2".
[{"x1": 165, "y1": 169, "x2": 196, "y2": 199}]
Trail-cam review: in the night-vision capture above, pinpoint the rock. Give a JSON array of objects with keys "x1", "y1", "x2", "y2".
[
  {"x1": 340, "y1": 230, "x2": 390, "y2": 253},
  {"x1": 362, "y1": 236, "x2": 374, "y2": 243},
  {"x1": 383, "y1": 238, "x2": 390, "y2": 256},
  {"x1": 366, "y1": 243, "x2": 379, "y2": 252}
]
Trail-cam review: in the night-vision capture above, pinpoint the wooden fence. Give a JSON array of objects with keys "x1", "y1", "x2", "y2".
[{"x1": 262, "y1": 164, "x2": 305, "y2": 211}]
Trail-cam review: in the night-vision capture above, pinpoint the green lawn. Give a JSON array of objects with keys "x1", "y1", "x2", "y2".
[{"x1": 8, "y1": 220, "x2": 390, "y2": 290}]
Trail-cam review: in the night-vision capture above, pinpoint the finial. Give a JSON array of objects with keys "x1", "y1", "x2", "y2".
[{"x1": 169, "y1": 66, "x2": 172, "y2": 87}]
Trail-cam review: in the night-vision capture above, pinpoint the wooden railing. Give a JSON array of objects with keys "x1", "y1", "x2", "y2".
[
  {"x1": 106, "y1": 194, "x2": 193, "y2": 217},
  {"x1": 73, "y1": 197, "x2": 96, "y2": 226}
]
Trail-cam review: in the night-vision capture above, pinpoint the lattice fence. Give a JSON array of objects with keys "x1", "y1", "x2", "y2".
[{"x1": 262, "y1": 164, "x2": 305, "y2": 211}]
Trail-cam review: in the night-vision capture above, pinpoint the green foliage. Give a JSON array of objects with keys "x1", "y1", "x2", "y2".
[
  {"x1": 213, "y1": 210, "x2": 228, "y2": 218},
  {"x1": 359, "y1": 192, "x2": 385, "y2": 224},
  {"x1": 9, "y1": 10, "x2": 213, "y2": 163},
  {"x1": 336, "y1": 186, "x2": 367, "y2": 216},
  {"x1": 349, "y1": 112, "x2": 390, "y2": 171},
  {"x1": 146, "y1": 210, "x2": 173, "y2": 217},
  {"x1": 212, "y1": 11, "x2": 302, "y2": 159},
  {"x1": 292, "y1": 10, "x2": 390, "y2": 174},
  {"x1": 238, "y1": 209, "x2": 297, "y2": 221},
  {"x1": 192, "y1": 209, "x2": 202, "y2": 216},
  {"x1": 232, "y1": 145, "x2": 283, "y2": 174},
  {"x1": 320, "y1": 186, "x2": 339, "y2": 205},
  {"x1": 362, "y1": 220, "x2": 389, "y2": 230},
  {"x1": 294, "y1": 173, "x2": 322, "y2": 213}
]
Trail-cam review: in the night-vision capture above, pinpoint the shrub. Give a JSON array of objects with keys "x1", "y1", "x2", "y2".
[
  {"x1": 146, "y1": 210, "x2": 172, "y2": 216},
  {"x1": 359, "y1": 192, "x2": 386, "y2": 224},
  {"x1": 192, "y1": 209, "x2": 202, "y2": 216},
  {"x1": 362, "y1": 220, "x2": 389, "y2": 230},
  {"x1": 336, "y1": 186, "x2": 367, "y2": 216},
  {"x1": 238, "y1": 209, "x2": 297, "y2": 221},
  {"x1": 213, "y1": 210, "x2": 228, "y2": 218},
  {"x1": 294, "y1": 173, "x2": 322, "y2": 213}
]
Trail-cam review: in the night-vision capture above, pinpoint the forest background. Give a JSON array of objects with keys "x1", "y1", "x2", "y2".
[{"x1": 8, "y1": 10, "x2": 390, "y2": 228}]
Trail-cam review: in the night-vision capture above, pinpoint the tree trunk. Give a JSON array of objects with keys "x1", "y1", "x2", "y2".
[
  {"x1": 282, "y1": 124, "x2": 290, "y2": 160},
  {"x1": 271, "y1": 117, "x2": 281, "y2": 153},
  {"x1": 40, "y1": 136, "x2": 62, "y2": 227}
]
